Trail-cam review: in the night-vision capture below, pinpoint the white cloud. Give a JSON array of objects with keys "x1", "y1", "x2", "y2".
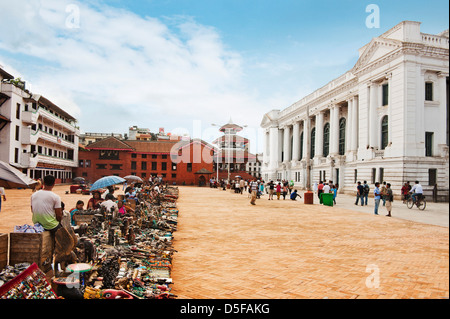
[{"x1": 0, "y1": 0, "x2": 264, "y2": 142}]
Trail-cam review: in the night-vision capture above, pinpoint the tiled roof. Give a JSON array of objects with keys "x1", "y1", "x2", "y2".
[
  {"x1": 125, "y1": 140, "x2": 179, "y2": 154},
  {"x1": 86, "y1": 136, "x2": 134, "y2": 151}
]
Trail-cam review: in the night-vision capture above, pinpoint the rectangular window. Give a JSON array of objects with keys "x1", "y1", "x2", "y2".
[
  {"x1": 428, "y1": 168, "x2": 437, "y2": 186},
  {"x1": 425, "y1": 82, "x2": 433, "y2": 101},
  {"x1": 161, "y1": 162, "x2": 167, "y2": 170},
  {"x1": 110, "y1": 164, "x2": 122, "y2": 170},
  {"x1": 15, "y1": 125, "x2": 20, "y2": 141},
  {"x1": 141, "y1": 154, "x2": 147, "y2": 158},
  {"x1": 131, "y1": 153, "x2": 137, "y2": 158},
  {"x1": 141, "y1": 161, "x2": 147, "y2": 170},
  {"x1": 152, "y1": 155, "x2": 157, "y2": 159},
  {"x1": 16, "y1": 103, "x2": 20, "y2": 119},
  {"x1": 85, "y1": 160, "x2": 91, "y2": 167},
  {"x1": 187, "y1": 163, "x2": 192, "y2": 172},
  {"x1": 151, "y1": 162, "x2": 157, "y2": 170},
  {"x1": 96, "y1": 164, "x2": 107, "y2": 169},
  {"x1": 99, "y1": 150, "x2": 119, "y2": 160},
  {"x1": 14, "y1": 148, "x2": 19, "y2": 163},
  {"x1": 172, "y1": 174, "x2": 177, "y2": 178},
  {"x1": 172, "y1": 163, "x2": 177, "y2": 171},
  {"x1": 372, "y1": 168, "x2": 376, "y2": 184},
  {"x1": 382, "y1": 83, "x2": 389, "y2": 106},
  {"x1": 379, "y1": 167, "x2": 384, "y2": 183},
  {"x1": 425, "y1": 132, "x2": 433, "y2": 156},
  {"x1": 354, "y1": 169, "x2": 357, "y2": 183},
  {"x1": 141, "y1": 172, "x2": 146, "y2": 178},
  {"x1": 131, "y1": 161, "x2": 137, "y2": 170},
  {"x1": 162, "y1": 154, "x2": 167, "y2": 159}
]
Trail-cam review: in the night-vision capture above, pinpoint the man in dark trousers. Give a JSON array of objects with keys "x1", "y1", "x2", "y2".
[{"x1": 355, "y1": 181, "x2": 364, "y2": 206}]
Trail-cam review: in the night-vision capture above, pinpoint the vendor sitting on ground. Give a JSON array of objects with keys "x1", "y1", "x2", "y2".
[
  {"x1": 69, "y1": 200, "x2": 84, "y2": 226},
  {"x1": 87, "y1": 190, "x2": 103, "y2": 209},
  {"x1": 117, "y1": 199, "x2": 127, "y2": 216}
]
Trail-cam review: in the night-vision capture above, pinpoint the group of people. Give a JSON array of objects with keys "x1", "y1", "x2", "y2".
[
  {"x1": 354, "y1": 180, "x2": 424, "y2": 217},
  {"x1": 218, "y1": 177, "x2": 302, "y2": 205},
  {"x1": 314, "y1": 181, "x2": 339, "y2": 205},
  {"x1": 355, "y1": 180, "x2": 394, "y2": 216}
]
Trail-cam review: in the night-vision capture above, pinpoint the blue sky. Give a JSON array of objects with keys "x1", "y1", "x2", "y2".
[{"x1": 0, "y1": 0, "x2": 448, "y2": 152}]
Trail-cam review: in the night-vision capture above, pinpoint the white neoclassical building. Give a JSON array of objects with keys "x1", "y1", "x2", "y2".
[{"x1": 261, "y1": 21, "x2": 449, "y2": 198}]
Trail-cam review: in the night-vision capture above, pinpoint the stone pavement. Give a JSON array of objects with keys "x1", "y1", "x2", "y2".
[{"x1": 171, "y1": 186, "x2": 449, "y2": 299}]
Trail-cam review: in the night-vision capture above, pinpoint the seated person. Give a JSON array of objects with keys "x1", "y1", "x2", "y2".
[
  {"x1": 117, "y1": 199, "x2": 127, "y2": 216},
  {"x1": 290, "y1": 189, "x2": 302, "y2": 200},
  {"x1": 87, "y1": 190, "x2": 103, "y2": 209},
  {"x1": 69, "y1": 200, "x2": 84, "y2": 226}
]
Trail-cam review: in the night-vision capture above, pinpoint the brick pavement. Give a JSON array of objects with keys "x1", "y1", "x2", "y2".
[{"x1": 171, "y1": 186, "x2": 449, "y2": 299}]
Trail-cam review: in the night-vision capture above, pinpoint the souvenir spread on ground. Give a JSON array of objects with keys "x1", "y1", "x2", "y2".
[{"x1": 0, "y1": 184, "x2": 179, "y2": 299}]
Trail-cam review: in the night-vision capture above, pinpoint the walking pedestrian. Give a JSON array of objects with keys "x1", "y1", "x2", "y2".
[
  {"x1": 380, "y1": 182, "x2": 387, "y2": 206},
  {"x1": 317, "y1": 181, "x2": 324, "y2": 200},
  {"x1": 331, "y1": 184, "x2": 337, "y2": 204},
  {"x1": 355, "y1": 182, "x2": 364, "y2": 206},
  {"x1": 363, "y1": 181, "x2": 370, "y2": 206},
  {"x1": 385, "y1": 183, "x2": 393, "y2": 217},
  {"x1": 373, "y1": 182, "x2": 381, "y2": 215},
  {"x1": 268, "y1": 181, "x2": 274, "y2": 200},
  {"x1": 249, "y1": 178, "x2": 258, "y2": 205},
  {"x1": 276, "y1": 182, "x2": 282, "y2": 200},
  {"x1": 282, "y1": 183, "x2": 288, "y2": 200}
]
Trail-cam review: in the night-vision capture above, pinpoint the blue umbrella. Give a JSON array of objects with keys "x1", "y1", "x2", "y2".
[{"x1": 90, "y1": 175, "x2": 126, "y2": 191}]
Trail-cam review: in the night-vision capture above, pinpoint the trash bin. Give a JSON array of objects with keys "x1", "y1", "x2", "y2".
[
  {"x1": 304, "y1": 191, "x2": 314, "y2": 204},
  {"x1": 321, "y1": 193, "x2": 334, "y2": 207}
]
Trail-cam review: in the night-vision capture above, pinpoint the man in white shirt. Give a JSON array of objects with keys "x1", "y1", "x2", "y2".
[
  {"x1": 31, "y1": 175, "x2": 62, "y2": 232},
  {"x1": 410, "y1": 180, "x2": 423, "y2": 204},
  {"x1": 323, "y1": 182, "x2": 331, "y2": 193}
]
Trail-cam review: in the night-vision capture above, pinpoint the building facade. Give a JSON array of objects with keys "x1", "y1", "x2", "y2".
[
  {"x1": 0, "y1": 67, "x2": 79, "y2": 183},
  {"x1": 76, "y1": 136, "x2": 215, "y2": 186},
  {"x1": 261, "y1": 21, "x2": 449, "y2": 198}
]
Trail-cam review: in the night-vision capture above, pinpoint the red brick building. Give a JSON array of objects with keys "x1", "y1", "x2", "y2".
[{"x1": 75, "y1": 136, "x2": 215, "y2": 186}]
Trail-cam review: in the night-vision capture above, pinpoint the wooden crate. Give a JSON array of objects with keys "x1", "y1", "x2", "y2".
[
  {"x1": 0, "y1": 233, "x2": 8, "y2": 269},
  {"x1": 9, "y1": 231, "x2": 53, "y2": 273},
  {"x1": 73, "y1": 214, "x2": 95, "y2": 225}
]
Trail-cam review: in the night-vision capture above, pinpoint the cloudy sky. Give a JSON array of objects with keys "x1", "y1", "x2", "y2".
[{"x1": 0, "y1": 0, "x2": 448, "y2": 152}]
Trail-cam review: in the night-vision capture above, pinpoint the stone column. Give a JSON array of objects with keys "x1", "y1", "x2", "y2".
[
  {"x1": 269, "y1": 127, "x2": 278, "y2": 170},
  {"x1": 437, "y1": 72, "x2": 449, "y2": 147},
  {"x1": 263, "y1": 130, "x2": 269, "y2": 164},
  {"x1": 292, "y1": 121, "x2": 300, "y2": 161},
  {"x1": 346, "y1": 98, "x2": 353, "y2": 153},
  {"x1": 303, "y1": 118, "x2": 310, "y2": 161},
  {"x1": 351, "y1": 95, "x2": 359, "y2": 151},
  {"x1": 330, "y1": 105, "x2": 340, "y2": 155},
  {"x1": 315, "y1": 111, "x2": 324, "y2": 158},
  {"x1": 283, "y1": 125, "x2": 291, "y2": 162},
  {"x1": 369, "y1": 83, "x2": 378, "y2": 148}
]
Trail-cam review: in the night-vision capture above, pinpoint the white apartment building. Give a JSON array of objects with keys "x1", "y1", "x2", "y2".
[
  {"x1": 0, "y1": 66, "x2": 79, "y2": 183},
  {"x1": 261, "y1": 21, "x2": 449, "y2": 198}
]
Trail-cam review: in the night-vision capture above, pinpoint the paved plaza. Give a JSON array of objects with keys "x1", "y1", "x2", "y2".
[
  {"x1": 171, "y1": 186, "x2": 449, "y2": 299},
  {"x1": 0, "y1": 185, "x2": 448, "y2": 299}
]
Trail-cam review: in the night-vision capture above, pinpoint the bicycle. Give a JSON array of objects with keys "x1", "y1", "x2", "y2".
[{"x1": 406, "y1": 194, "x2": 426, "y2": 210}]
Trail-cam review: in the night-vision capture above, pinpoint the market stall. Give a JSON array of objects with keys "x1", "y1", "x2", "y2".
[{"x1": 0, "y1": 185, "x2": 180, "y2": 299}]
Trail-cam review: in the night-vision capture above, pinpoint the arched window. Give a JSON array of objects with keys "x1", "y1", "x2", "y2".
[
  {"x1": 323, "y1": 123, "x2": 330, "y2": 157},
  {"x1": 310, "y1": 128, "x2": 316, "y2": 159},
  {"x1": 381, "y1": 116, "x2": 388, "y2": 150},
  {"x1": 339, "y1": 118, "x2": 346, "y2": 155}
]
